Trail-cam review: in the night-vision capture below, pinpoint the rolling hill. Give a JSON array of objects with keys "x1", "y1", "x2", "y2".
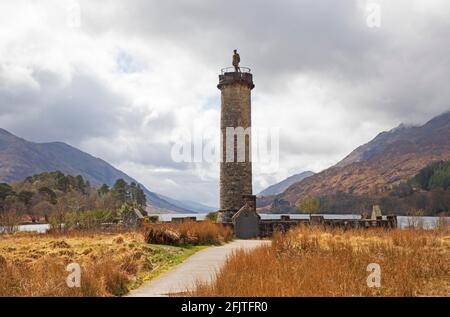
[
  {"x1": 0, "y1": 128, "x2": 203, "y2": 213},
  {"x1": 258, "y1": 111, "x2": 450, "y2": 211}
]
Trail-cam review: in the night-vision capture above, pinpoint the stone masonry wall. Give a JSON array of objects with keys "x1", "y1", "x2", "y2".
[{"x1": 218, "y1": 73, "x2": 254, "y2": 220}]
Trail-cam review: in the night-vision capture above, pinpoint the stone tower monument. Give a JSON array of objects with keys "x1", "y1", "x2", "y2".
[{"x1": 217, "y1": 52, "x2": 255, "y2": 223}]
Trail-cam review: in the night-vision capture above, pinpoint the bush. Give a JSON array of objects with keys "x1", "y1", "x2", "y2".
[
  {"x1": 0, "y1": 212, "x2": 21, "y2": 233},
  {"x1": 144, "y1": 220, "x2": 233, "y2": 246},
  {"x1": 143, "y1": 216, "x2": 159, "y2": 223},
  {"x1": 205, "y1": 212, "x2": 218, "y2": 222},
  {"x1": 49, "y1": 210, "x2": 114, "y2": 232}
]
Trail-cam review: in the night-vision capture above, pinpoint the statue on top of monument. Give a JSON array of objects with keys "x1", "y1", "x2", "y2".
[{"x1": 232, "y1": 49, "x2": 241, "y2": 72}]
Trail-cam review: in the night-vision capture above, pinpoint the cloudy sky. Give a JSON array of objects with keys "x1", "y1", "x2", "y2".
[{"x1": 1, "y1": 0, "x2": 450, "y2": 207}]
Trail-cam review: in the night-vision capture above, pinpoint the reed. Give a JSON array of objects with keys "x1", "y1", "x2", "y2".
[{"x1": 192, "y1": 226, "x2": 450, "y2": 296}]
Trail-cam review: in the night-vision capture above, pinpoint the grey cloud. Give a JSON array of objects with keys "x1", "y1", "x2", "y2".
[
  {"x1": 0, "y1": 66, "x2": 40, "y2": 115},
  {"x1": 85, "y1": 0, "x2": 381, "y2": 85},
  {"x1": 0, "y1": 70, "x2": 125, "y2": 143},
  {"x1": 83, "y1": 0, "x2": 450, "y2": 120},
  {"x1": 280, "y1": 134, "x2": 344, "y2": 157}
]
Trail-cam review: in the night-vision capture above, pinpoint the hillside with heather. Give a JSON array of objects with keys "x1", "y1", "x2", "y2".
[{"x1": 259, "y1": 112, "x2": 450, "y2": 215}]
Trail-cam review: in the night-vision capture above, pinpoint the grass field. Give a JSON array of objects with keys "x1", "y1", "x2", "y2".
[
  {"x1": 193, "y1": 226, "x2": 450, "y2": 296},
  {"x1": 0, "y1": 230, "x2": 206, "y2": 296}
]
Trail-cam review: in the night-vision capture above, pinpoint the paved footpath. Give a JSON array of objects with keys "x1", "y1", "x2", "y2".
[{"x1": 127, "y1": 239, "x2": 270, "y2": 297}]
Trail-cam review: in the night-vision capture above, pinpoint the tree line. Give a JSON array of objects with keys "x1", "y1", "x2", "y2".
[
  {"x1": 272, "y1": 160, "x2": 450, "y2": 216},
  {"x1": 320, "y1": 160, "x2": 450, "y2": 215},
  {"x1": 0, "y1": 171, "x2": 147, "y2": 229}
]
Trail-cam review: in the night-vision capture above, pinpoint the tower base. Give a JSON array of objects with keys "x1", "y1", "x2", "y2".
[
  {"x1": 217, "y1": 195, "x2": 257, "y2": 224},
  {"x1": 217, "y1": 210, "x2": 236, "y2": 223}
]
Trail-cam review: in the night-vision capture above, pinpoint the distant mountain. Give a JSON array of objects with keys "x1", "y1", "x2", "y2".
[
  {"x1": 0, "y1": 128, "x2": 198, "y2": 213},
  {"x1": 259, "y1": 111, "x2": 450, "y2": 211},
  {"x1": 157, "y1": 194, "x2": 217, "y2": 213},
  {"x1": 258, "y1": 171, "x2": 315, "y2": 197}
]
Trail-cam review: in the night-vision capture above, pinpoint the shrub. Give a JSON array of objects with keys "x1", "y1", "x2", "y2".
[
  {"x1": 144, "y1": 220, "x2": 233, "y2": 246},
  {"x1": 49, "y1": 210, "x2": 114, "y2": 232},
  {"x1": 205, "y1": 212, "x2": 218, "y2": 222},
  {"x1": 143, "y1": 216, "x2": 159, "y2": 223}
]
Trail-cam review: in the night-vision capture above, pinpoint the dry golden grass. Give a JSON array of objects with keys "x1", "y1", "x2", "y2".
[
  {"x1": 193, "y1": 226, "x2": 450, "y2": 297},
  {"x1": 145, "y1": 220, "x2": 233, "y2": 246},
  {"x1": 0, "y1": 230, "x2": 203, "y2": 296}
]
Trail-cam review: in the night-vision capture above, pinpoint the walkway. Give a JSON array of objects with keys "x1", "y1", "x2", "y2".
[{"x1": 127, "y1": 239, "x2": 269, "y2": 297}]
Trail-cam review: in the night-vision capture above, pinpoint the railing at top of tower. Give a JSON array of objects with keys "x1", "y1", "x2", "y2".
[{"x1": 220, "y1": 67, "x2": 252, "y2": 75}]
